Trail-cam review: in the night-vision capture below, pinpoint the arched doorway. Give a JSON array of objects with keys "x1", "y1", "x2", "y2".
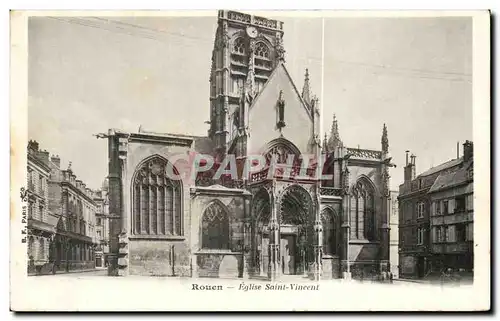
[
  {"x1": 279, "y1": 185, "x2": 314, "y2": 275},
  {"x1": 253, "y1": 188, "x2": 271, "y2": 276},
  {"x1": 321, "y1": 207, "x2": 341, "y2": 278},
  {"x1": 321, "y1": 207, "x2": 340, "y2": 256}
]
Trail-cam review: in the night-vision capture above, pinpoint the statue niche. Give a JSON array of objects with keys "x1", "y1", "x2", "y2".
[{"x1": 276, "y1": 90, "x2": 286, "y2": 130}]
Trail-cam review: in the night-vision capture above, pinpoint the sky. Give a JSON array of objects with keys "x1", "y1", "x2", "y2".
[
  {"x1": 322, "y1": 17, "x2": 472, "y2": 190},
  {"x1": 28, "y1": 13, "x2": 472, "y2": 191}
]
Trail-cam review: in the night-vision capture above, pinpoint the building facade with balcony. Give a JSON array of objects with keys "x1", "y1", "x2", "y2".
[
  {"x1": 428, "y1": 141, "x2": 473, "y2": 276},
  {"x1": 398, "y1": 143, "x2": 472, "y2": 279},
  {"x1": 27, "y1": 141, "x2": 59, "y2": 274},
  {"x1": 47, "y1": 155, "x2": 98, "y2": 272},
  {"x1": 104, "y1": 10, "x2": 394, "y2": 280}
]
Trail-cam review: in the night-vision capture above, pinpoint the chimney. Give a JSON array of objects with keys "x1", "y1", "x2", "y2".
[
  {"x1": 404, "y1": 151, "x2": 416, "y2": 182},
  {"x1": 411, "y1": 154, "x2": 416, "y2": 179},
  {"x1": 27, "y1": 140, "x2": 39, "y2": 153},
  {"x1": 36, "y1": 149, "x2": 50, "y2": 166},
  {"x1": 51, "y1": 154, "x2": 61, "y2": 168},
  {"x1": 457, "y1": 142, "x2": 460, "y2": 159},
  {"x1": 463, "y1": 140, "x2": 473, "y2": 162}
]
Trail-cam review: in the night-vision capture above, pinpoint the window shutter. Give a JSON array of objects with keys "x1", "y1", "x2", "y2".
[
  {"x1": 449, "y1": 225, "x2": 456, "y2": 242},
  {"x1": 449, "y1": 199, "x2": 455, "y2": 213}
]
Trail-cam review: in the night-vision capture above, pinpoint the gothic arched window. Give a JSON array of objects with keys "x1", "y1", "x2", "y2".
[
  {"x1": 364, "y1": 193, "x2": 375, "y2": 240},
  {"x1": 255, "y1": 42, "x2": 270, "y2": 59},
  {"x1": 233, "y1": 38, "x2": 246, "y2": 55},
  {"x1": 201, "y1": 202, "x2": 229, "y2": 250},
  {"x1": 350, "y1": 179, "x2": 376, "y2": 240},
  {"x1": 132, "y1": 157, "x2": 182, "y2": 236},
  {"x1": 322, "y1": 208, "x2": 338, "y2": 255}
]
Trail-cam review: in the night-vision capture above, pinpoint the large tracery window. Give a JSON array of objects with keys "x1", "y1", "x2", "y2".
[
  {"x1": 201, "y1": 202, "x2": 229, "y2": 250},
  {"x1": 233, "y1": 38, "x2": 246, "y2": 55},
  {"x1": 255, "y1": 42, "x2": 270, "y2": 59},
  {"x1": 132, "y1": 157, "x2": 182, "y2": 236},
  {"x1": 350, "y1": 179, "x2": 375, "y2": 240}
]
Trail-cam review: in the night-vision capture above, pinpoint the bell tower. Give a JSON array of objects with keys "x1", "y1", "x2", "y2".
[{"x1": 208, "y1": 10, "x2": 285, "y2": 160}]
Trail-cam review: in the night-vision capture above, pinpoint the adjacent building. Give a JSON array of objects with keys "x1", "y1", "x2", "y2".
[
  {"x1": 27, "y1": 141, "x2": 59, "y2": 274},
  {"x1": 47, "y1": 153, "x2": 99, "y2": 272},
  {"x1": 428, "y1": 141, "x2": 474, "y2": 276},
  {"x1": 93, "y1": 178, "x2": 110, "y2": 268},
  {"x1": 104, "y1": 11, "x2": 395, "y2": 280},
  {"x1": 398, "y1": 141, "x2": 473, "y2": 279}
]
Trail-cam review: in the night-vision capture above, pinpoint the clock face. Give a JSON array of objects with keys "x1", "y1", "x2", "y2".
[{"x1": 246, "y1": 26, "x2": 258, "y2": 38}]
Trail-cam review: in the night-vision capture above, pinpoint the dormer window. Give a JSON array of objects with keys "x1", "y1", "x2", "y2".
[
  {"x1": 233, "y1": 38, "x2": 246, "y2": 55},
  {"x1": 255, "y1": 42, "x2": 269, "y2": 59}
]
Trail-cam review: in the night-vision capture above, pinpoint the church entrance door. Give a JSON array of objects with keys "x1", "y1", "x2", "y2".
[
  {"x1": 279, "y1": 185, "x2": 315, "y2": 277},
  {"x1": 280, "y1": 233, "x2": 296, "y2": 275}
]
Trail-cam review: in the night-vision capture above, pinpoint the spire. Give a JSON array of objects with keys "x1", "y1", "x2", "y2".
[
  {"x1": 301, "y1": 69, "x2": 311, "y2": 106},
  {"x1": 327, "y1": 114, "x2": 342, "y2": 151},
  {"x1": 382, "y1": 123, "x2": 389, "y2": 154},
  {"x1": 322, "y1": 132, "x2": 328, "y2": 153}
]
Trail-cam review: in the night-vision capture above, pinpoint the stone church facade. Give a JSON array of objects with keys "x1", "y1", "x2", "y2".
[{"x1": 105, "y1": 11, "x2": 394, "y2": 280}]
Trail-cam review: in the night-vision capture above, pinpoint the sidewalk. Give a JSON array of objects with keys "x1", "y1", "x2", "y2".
[
  {"x1": 394, "y1": 276, "x2": 473, "y2": 285},
  {"x1": 28, "y1": 268, "x2": 106, "y2": 276}
]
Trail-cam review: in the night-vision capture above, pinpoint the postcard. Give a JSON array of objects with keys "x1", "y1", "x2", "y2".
[{"x1": 10, "y1": 9, "x2": 491, "y2": 311}]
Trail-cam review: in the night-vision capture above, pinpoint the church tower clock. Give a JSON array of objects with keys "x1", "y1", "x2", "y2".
[{"x1": 208, "y1": 10, "x2": 285, "y2": 160}]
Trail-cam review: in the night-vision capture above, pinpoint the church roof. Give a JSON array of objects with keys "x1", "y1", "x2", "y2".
[
  {"x1": 249, "y1": 61, "x2": 313, "y2": 121},
  {"x1": 135, "y1": 128, "x2": 213, "y2": 152}
]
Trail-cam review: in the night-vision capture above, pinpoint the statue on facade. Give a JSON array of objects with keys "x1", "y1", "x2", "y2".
[{"x1": 277, "y1": 90, "x2": 286, "y2": 129}]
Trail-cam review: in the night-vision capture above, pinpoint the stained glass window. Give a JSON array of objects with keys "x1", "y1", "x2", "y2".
[
  {"x1": 132, "y1": 157, "x2": 182, "y2": 236},
  {"x1": 202, "y1": 202, "x2": 229, "y2": 249}
]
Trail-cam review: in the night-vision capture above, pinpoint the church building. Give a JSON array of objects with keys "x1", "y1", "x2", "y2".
[{"x1": 105, "y1": 10, "x2": 394, "y2": 280}]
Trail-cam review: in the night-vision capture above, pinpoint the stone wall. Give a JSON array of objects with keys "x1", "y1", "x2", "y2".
[
  {"x1": 350, "y1": 261, "x2": 379, "y2": 280},
  {"x1": 321, "y1": 256, "x2": 340, "y2": 279},
  {"x1": 129, "y1": 240, "x2": 191, "y2": 276},
  {"x1": 195, "y1": 253, "x2": 242, "y2": 278}
]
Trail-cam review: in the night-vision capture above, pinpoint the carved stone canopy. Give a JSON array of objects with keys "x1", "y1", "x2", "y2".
[{"x1": 279, "y1": 185, "x2": 314, "y2": 225}]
